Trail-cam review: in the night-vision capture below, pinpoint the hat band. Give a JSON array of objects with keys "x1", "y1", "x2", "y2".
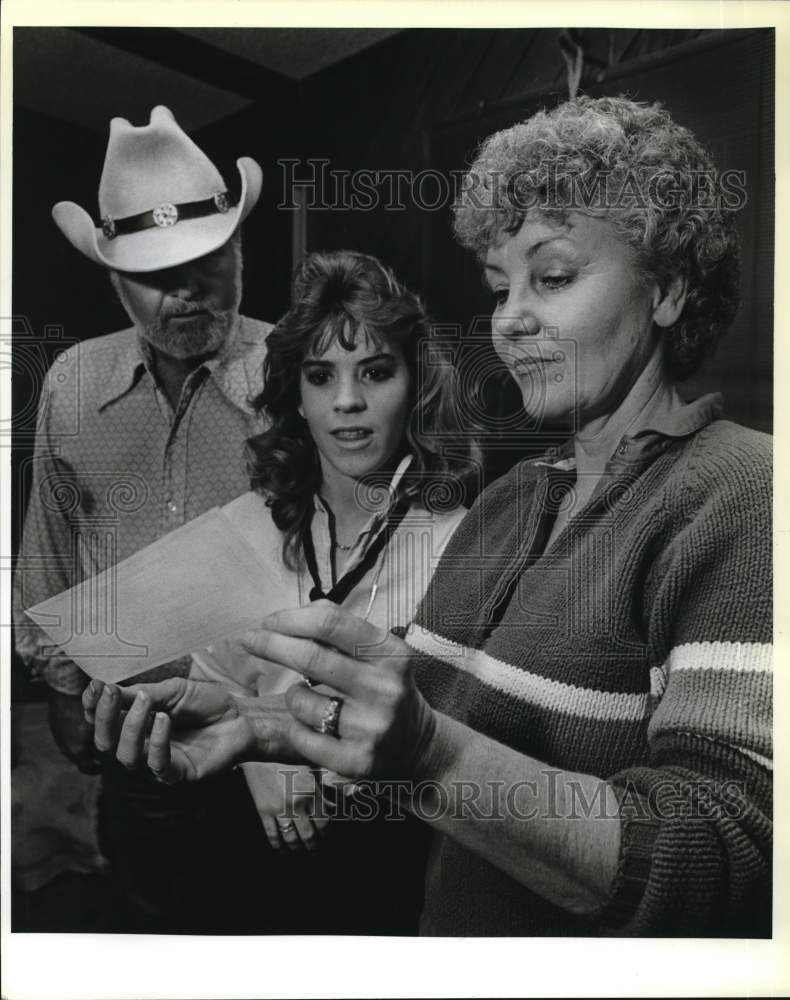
[{"x1": 98, "y1": 190, "x2": 238, "y2": 240}]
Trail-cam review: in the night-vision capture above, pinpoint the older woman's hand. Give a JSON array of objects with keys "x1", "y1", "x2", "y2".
[{"x1": 239, "y1": 601, "x2": 436, "y2": 782}]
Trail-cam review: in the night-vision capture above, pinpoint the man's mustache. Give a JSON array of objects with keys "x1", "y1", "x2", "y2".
[{"x1": 159, "y1": 301, "x2": 225, "y2": 323}]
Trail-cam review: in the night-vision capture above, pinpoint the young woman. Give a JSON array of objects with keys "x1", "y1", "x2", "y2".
[{"x1": 190, "y1": 249, "x2": 479, "y2": 932}]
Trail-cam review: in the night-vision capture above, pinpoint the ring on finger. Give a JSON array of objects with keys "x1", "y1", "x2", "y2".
[
  {"x1": 279, "y1": 819, "x2": 296, "y2": 833},
  {"x1": 318, "y1": 696, "x2": 343, "y2": 739},
  {"x1": 150, "y1": 766, "x2": 175, "y2": 785}
]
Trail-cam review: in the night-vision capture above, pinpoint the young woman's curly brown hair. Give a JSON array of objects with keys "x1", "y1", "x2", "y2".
[{"x1": 246, "y1": 250, "x2": 481, "y2": 569}]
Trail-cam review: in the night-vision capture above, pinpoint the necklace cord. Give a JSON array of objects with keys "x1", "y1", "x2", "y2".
[{"x1": 301, "y1": 500, "x2": 409, "y2": 604}]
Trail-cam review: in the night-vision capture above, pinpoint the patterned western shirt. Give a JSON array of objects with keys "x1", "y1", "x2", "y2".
[{"x1": 13, "y1": 314, "x2": 272, "y2": 693}]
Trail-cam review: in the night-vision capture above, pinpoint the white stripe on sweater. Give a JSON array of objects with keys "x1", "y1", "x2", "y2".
[
  {"x1": 666, "y1": 641, "x2": 773, "y2": 674},
  {"x1": 406, "y1": 624, "x2": 650, "y2": 723},
  {"x1": 735, "y1": 745, "x2": 773, "y2": 771}
]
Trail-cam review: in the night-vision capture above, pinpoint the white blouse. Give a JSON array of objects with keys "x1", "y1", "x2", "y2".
[{"x1": 190, "y1": 474, "x2": 465, "y2": 696}]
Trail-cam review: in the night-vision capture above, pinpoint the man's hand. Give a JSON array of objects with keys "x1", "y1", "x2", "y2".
[
  {"x1": 48, "y1": 688, "x2": 104, "y2": 774},
  {"x1": 82, "y1": 677, "x2": 286, "y2": 783}
]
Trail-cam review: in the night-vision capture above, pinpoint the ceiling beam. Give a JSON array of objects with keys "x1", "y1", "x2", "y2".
[{"x1": 73, "y1": 27, "x2": 295, "y2": 103}]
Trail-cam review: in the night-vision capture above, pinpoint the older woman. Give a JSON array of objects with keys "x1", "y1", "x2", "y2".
[{"x1": 86, "y1": 97, "x2": 771, "y2": 937}]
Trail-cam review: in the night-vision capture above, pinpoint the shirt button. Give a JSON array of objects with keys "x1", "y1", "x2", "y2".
[{"x1": 168, "y1": 502, "x2": 178, "y2": 513}]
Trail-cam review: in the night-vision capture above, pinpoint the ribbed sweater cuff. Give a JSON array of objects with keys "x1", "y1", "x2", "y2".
[{"x1": 595, "y1": 787, "x2": 659, "y2": 930}]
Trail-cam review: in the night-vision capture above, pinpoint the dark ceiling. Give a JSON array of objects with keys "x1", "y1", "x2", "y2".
[{"x1": 14, "y1": 27, "x2": 402, "y2": 133}]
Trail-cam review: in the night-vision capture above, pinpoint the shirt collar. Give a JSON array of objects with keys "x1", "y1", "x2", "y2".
[
  {"x1": 312, "y1": 455, "x2": 415, "y2": 575},
  {"x1": 96, "y1": 330, "x2": 147, "y2": 409},
  {"x1": 313, "y1": 454, "x2": 414, "y2": 517},
  {"x1": 632, "y1": 391, "x2": 723, "y2": 439},
  {"x1": 97, "y1": 314, "x2": 255, "y2": 413},
  {"x1": 534, "y1": 392, "x2": 724, "y2": 470}
]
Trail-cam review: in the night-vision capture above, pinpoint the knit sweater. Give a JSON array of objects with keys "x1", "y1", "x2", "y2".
[{"x1": 407, "y1": 398, "x2": 772, "y2": 936}]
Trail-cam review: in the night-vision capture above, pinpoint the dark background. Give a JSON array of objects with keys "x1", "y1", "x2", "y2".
[
  {"x1": 8, "y1": 22, "x2": 775, "y2": 934},
  {"x1": 12, "y1": 24, "x2": 774, "y2": 593}
]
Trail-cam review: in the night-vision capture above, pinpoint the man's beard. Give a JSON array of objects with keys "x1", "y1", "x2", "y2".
[{"x1": 142, "y1": 303, "x2": 237, "y2": 360}]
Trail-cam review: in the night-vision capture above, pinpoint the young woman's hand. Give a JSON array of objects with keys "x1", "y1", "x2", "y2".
[
  {"x1": 241, "y1": 762, "x2": 330, "y2": 853},
  {"x1": 240, "y1": 601, "x2": 437, "y2": 782}
]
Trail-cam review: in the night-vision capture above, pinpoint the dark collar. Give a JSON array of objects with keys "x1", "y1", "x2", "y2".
[
  {"x1": 534, "y1": 393, "x2": 724, "y2": 470},
  {"x1": 631, "y1": 391, "x2": 723, "y2": 440}
]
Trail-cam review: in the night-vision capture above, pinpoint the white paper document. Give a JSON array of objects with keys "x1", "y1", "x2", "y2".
[{"x1": 25, "y1": 505, "x2": 277, "y2": 683}]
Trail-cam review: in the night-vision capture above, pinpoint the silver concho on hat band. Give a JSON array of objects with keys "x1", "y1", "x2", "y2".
[
  {"x1": 101, "y1": 215, "x2": 116, "y2": 240},
  {"x1": 152, "y1": 202, "x2": 179, "y2": 228},
  {"x1": 213, "y1": 191, "x2": 230, "y2": 213}
]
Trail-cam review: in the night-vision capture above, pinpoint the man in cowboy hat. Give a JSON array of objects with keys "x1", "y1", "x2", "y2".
[{"x1": 13, "y1": 106, "x2": 277, "y2": 932}]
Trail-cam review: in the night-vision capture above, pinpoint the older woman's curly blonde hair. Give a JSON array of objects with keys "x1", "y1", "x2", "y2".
[{"x1": 453, "y1": 96, "x2": 741, "y2": 379}]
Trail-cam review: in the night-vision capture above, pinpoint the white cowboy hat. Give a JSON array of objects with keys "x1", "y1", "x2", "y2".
[{"x1": 52, "y1": 105, "x2": 262, "y2": 273}]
